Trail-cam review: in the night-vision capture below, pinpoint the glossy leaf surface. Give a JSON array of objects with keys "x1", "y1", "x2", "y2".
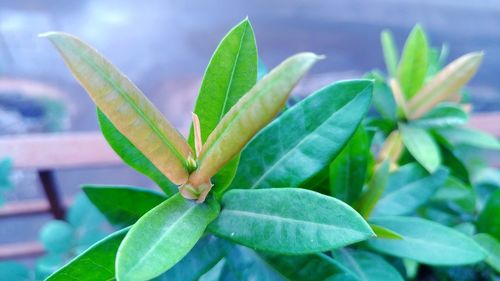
[
  {"x1": 473, "y1": 233, "x2": 500, "y2": 272},
  {"x1": 370, "y1": 224, "x2": 403, "y2": 240},
  {"x1": 209, "y1": 188, "x2": 373, "y2": 254},
  {"x1": 97, "y1": 110, "x2": 177, "y2": 195},
  {"x1": 230, "y1": 80, "x2": 373, "y2": 189},
  {"x1": 83, "y1": 185, "x2": 166, "y2": 226},
  {"x1": 368, "y1": 216, "x2": 485, "y2": 265},
  {"x1": 330, "y1": 126, "x2": 369, "y2": 204},
  {"x1": 116, "y1": 194, "x2": 220, "y2": 281},
  {"x1": 46, "y1": 228, "x2": 128, "y2": 281},
  {"x1": 400, "y1": 123, "x2": 441, "y2": 172},
  {"x1": 43, "y1": 32, "x2": 193, "y2": 184},
  {"x1": 408, "y1": 52, "x2": 483, "y2": 119},
  {"x1": 189, "y1": 53, "x2": 321, "y2": 186},
  {"x1": 397, "y1": 25, "x2": 428, "y2": 99},
  {"x1": 188, "y1": 18, "x2": 257, "y2": 191}
]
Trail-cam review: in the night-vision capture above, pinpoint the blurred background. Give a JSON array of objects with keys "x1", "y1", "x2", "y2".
[{"x1": 0, "y1": 0, "x2": 499, "y2": 269}]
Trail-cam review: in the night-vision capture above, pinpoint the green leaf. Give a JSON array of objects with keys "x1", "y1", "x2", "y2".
[
  {"x1": 46, "y1": 227, "x2": 128, "y2": 281},
  {"x1": 397, "y1": 25, "x2": 429, "y2": 99},
  {"x1": 188, "y1": 18, "x2": 257, "y2": 193},
  {"x1": 209, "y1": 188, "x2": 373, "y2": 254},
  {"x1": 365, "y1": 71, "x2": 396, "y2": 120},
  {"x1": 381, "y1": 30, "x2": 398, "y2": 77},
  {"x1": 408, "y1": 52, "x2": 483, "y2": 119},
  {"x1": 42, "y1": 32, "x2": 194, "y2": 184},
  {"x1": 330, "y1": 126, "x2": 369, "y2": 204},
  {"x1": 432, "y1": 176, "x2": 475, "y2": 213},
  {"x1": 477, "y1": 189, "x2": 500, "y2": 240},
  {"x1": 473, "y1": 233, "x2": 500, "y2": 272},
  {"x1": 336, "y1": 249, "x2": 405, "y2": 281},
  {"x1": 262, "y1": 252, "x2": 356, "y2": 281},
  {"x1": 435, "y1": 127, "x2": 500, "y2": 150},
  {"x1": 400, "y1": 123, "x2": 441, "y2": 172},
  {"x1": 354, "y1": 161, "x2": 390, "y2": 219},
  {"x1": 82, "y1": 185, "x2": 167, "y2": 227},
  {"x1": 116, "y1": 193, "x2": 220, "y2": 281},
  {"x1": 155, "y1": 235, "x2": 230, "y2": 281},
  {"x1": 230, "y1": 80, "x2": 373, "y2": 189},
  {"x1": 368, "y1": 216, "x2": 486, "y2": 265},
  {"x1": 370, "y1": 224, "x2": 403, "y2": 240},
  {"x1": 373, "y1": 165, "x2": 449, "y2": 216},
  {"x1": 97, "y1": 110, "x2": 177, "y2": 195},
  {"x1": 0, "y1": 262, "x2": 30, "y2": 281},
  {"x1": 188, "y1": 53, "x2": 321, "y2": 187},
  {"x1": 221, "y1": 246, "x2": 286, "y2": 281},
  {"x1": 413, "y1": 103, "x2": 468, "y2": 128},
  {"x1": 39, "y1": 220, "x2": 74, "y2": 254}
]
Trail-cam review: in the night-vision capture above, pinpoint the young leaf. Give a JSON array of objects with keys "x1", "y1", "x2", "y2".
[
  {"x1": 209, "y1": 188, "x2": 373, "y2": 254},
  {"x1": 477, "y1": 189, "x2": 500, "y2": 240},
  {"x1": 354, "y1": 161, "x2": 390, "y2": 219},
  {"x1": 187, "y1": 53, "x2": 321, "y2": 187},
  {"x1": 372, "y1": 166, "x2": 449, "y2": 216},
  {"x1": 435, "y1": 127, "x2": 500, "y2": 150},
  {"x1": 399, "y1": 123, "x2": 441, "y2": 172},
  {"x1": 367, "y1": 216, "x2": 486, "y2": 265},
  {"x1": 397, "y1": 25, "x2": 429, "y2": 99},
  {"x1": 82, "y1": 185, "x2": 166, "y2": 227},
  {"x1": 408, "y1": 52, "x2": 483, "y2": 119},
  {"x1": 42, "y1": 32, "x2": 194, "y2": 184},
  {"x1": 381, "y1": 30, "x2": 399, "y2": 77},
  {"x1": 188, "y1": 18, "x2": 257, "y2": 192},
  {"x1": 473, "y1": 233, "x2": 500, "y2": 272},
  {"x1": 97, "y1": 110, "x2": 177, "y2": 195},
  {"x1": 230, "y1": 80, "x2": 373, "y2": 190},
  {"x1": 155, "y1": 235, "x2": 230, "y2": 281},
  {"x1": 412, "y1": 103, "x2": 468, "y2": 128},
  {"x1": 330, "y1": 126, "x2": 369, "y2": 204},
  {"x1": 116, "y1": 194, "x2": 220, "y2": 281},
  {"x1": 336, "y1": 249, "x2": 405, "y2": 281},
  {"x1": 46, "y1": 227, "x2": 128, "y2": 281},
  {"x1": 378, "y1": 131, "x2": 403, "y2": 169},
  {"x1": 365, "y1": 71, "x2": 396, "y2": 120},
  {"x1": 370, "y1": 224, "x2": 403, "y2": 240}
]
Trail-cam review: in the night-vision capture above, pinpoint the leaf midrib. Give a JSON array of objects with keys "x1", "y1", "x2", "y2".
[
  {"x1": 61, "y1": 38, "x2": 188, "y2": 167},
  {"x1": 250, "y1": 87, "x2": 369, "y2": 189}
]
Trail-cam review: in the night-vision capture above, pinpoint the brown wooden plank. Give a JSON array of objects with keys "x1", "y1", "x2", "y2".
[
  {"x1": 0, "y1": 132, "x2": 121, "y2": 170},
  {"x1": 0, "y1": 241, "x2": 44, "y2": 259}
]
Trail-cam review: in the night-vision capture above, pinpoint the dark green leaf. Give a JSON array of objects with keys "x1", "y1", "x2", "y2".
[
  {"x1": 83, "y1": 185, "x2": 167, "y2": 226},
  {"x1": 230, "y1": 80, "x2": 373, "y2": 189},
  {"x1": 368, "y1": 216, "x2": 485, "y2": 265},
  {"x1": 432, "y1": 177, "x2": 475, "y2": 213},
  {"x1": 400, "y1": 123, "x2": 441, "y2": 172},
  {"x1": 336, "y1": 249, "x2": 404, "y2": 281},
  {"x1": 330, "y1": 126, "x2": 369, "y2": 204},
  {"x1": 116, "y1": 194, "x2": 220, "y2": 281},
  {"x1": 222, "y1": 246, "x2": 286, "y2": 281},
  {"x1": 209, "y1": 188, "x2": 373, "y2": 254},
  {"x1": 370, "y1": 224, "x2": 403, "y2": 240},
  {"x1": 46, "y1": 228, "x2": 128, "y2": 281},
  {"x1": 97, "y1": 110, "x2": 177, "y2": 195},
  {"x1": 155, "y1": 235, "x2": 230, "y2": 281},
  {"x1": 373, "y1": 166, "x2": 448, "y2": 216},
  {"x1": 477, "y1": 189, "x2": 500, "y2": 240},
  {"x1": 188, "y1": 18, "x2": 257, "y2": 192}
]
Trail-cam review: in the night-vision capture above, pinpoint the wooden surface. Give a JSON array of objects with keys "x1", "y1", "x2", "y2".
[{"x1": 0, "y1": 132, "x2": 121, "y2": 170}]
